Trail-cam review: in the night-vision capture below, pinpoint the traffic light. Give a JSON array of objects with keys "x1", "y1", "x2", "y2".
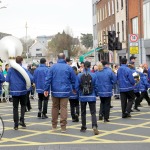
[
  {"x1": 108, "y1": 31, "x2": 116, "y2": 50},
  {"x1": 115, "y1": 37, "x2": 122, "y2": 50}
]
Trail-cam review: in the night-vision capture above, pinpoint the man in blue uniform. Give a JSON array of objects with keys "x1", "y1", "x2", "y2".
[
  {"x1": 33, "y1": 58, "x2": 49, "y2": 119},
  {"x1": 96, "y1": 61, "x2": 117, "y2": 122},
  {"x1": 117, "y1": 58, "x2": 135, "y2": 118},
  {"x1": 6, "y1": 56, "x2": 33, "y2": 130},
  {"x1": 44, "y1": 53, "x2": 76, "y2": 133}
]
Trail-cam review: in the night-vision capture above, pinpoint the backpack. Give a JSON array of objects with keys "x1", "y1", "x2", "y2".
[{"x1": 80, "y1": 72, "x2": 93, "y2": 95}]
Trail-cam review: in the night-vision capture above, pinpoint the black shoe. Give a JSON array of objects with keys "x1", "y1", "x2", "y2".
[
  {"x1": 127, "y1": 113, "x2": 131, "y2": 117},
  {"x1": 104, "y1": 119, "x2": 110, "y2": 122},
  {"x1": 138, "y1": 104, "x2": 143, "y2": 107},
  {"x1": 72, "y1": 119, "x2": 76, "y2": 122},
  {"x1": 27, "y1": 107, "x2": 32, "y2": 111},
  {"x1": 134, "y1": 108, "x2": 140, "y2": 111},
  {"x1": 9, "y1": 98, "x2": 13, "y2": 102},
  {"x1": 122, "y1": 113, "x2": 128, "y2": 118},
  {"x1": 130, "y1": 109, "x2": 134, "y2": 112},
  {"x1": 75, "y1": 114, "x2": 79, "y2": 122},
  {"x1": 110, "y1": 106, "x2": 113, "y2": 108},
  {"x1": 37, "y1": 112, "x2": 41, "y2": 118},
  {"x1": 42, "y1": 114, "x2": 48, "y2": 119},
  {"x1": 19, "y1": 121, "x2": 26, "y2": 128},
  {"x1": 122, "y1": 112, "x2": 131, "y2": 118},
  {"x1": 99, "y1": 115, "x2": 103, "y2": 120},
  {"x1": 14, "y1": 124, "x2": 18, "y2": 130},
  {"x1": 80, "y1": 127, "x2": 87, "y2": 132}
]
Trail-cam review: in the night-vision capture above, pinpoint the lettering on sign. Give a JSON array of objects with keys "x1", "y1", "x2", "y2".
[{"x1": 130, "y1": 34, "x2": 138, "y2": 42}]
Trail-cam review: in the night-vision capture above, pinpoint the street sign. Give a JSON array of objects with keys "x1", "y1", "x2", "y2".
[
  {"x1": 130, "y1": 46, "x2": 139, "y2": 54},
  {"x1": 129, "y1": 34, "x2": 139, "y2": 54},
  {"x1": 130, "y1": 34, "x2": 138, "y2": 42}
]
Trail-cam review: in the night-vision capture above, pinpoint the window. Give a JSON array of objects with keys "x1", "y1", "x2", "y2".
[
  {"x1": 112, "y1": 24, "x2": 115, "y2": 31},
  {"x1": 122, "y1": 21, "x2": 124, "y2": 41},
  {"x1": 116, "y1": 0, "x2": 119, "y2": 12},
  {"x1": 112, "y1": 0, "x2": 114, "y2": 14},
  {"x1": 108, "y1": 1, "x2": 111, "y2": 16},
  {"x1": 36, "y1": 53, "x2": 42, "y2": 57},
  {"x1": 105, "y1": 4, "x2": 107, "y2": 18},
  {"x1": 93, "y1": 4, "x2": 96, "y2": 15},
  {"x1": 101, "y1": 30, "x2": 103, "y2": 43},
  {"x1": 121, "y1": 0, "x2": 123, "y2": 9},
  {"x1": 98, "y1": 31, "x2": 101, "y2": 43},
  {"x1": 144, "y1": 2, "x2": 150, "y2": 39},
  {"x1": 97, "y1": 9, "x2": 99, "y2": 23},
  {"x1": 117, "y1": 22, "x2": 120, "y2": 39},
  {"x1": 132, "y1": 17, "x2": 138, "y2": 34},
  {"x1": 106, "y1": 27, "x2": 108, "y2": 43},
  {"x1": 36, "y1": 48, "x2": 41, "y2": 51},
  {"x1": 103, "y1": 8, "x2": 105, "y2": 20},
  {"x1": 99, "y1": 9, "x2": 101, "y2": 21},
  {"x1": 93, "y1": 25, "x2": 97, "y2": 40},
  {"x1": 109, "y1": 25, "x2": 111, "y2": 31}
]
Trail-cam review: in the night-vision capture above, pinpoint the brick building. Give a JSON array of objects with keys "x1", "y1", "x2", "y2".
[
  {"x1": 96, "y1": 0, "x2": 116, "y2": 62},
  {"x1": 143, "y1": 0, "x2": 150, "y2": 66},
  {"x1": 115, "y1": 0, "x2": 127, "y2": 63},
  {"x1": 127, "y1": 0, "x2": 144, "y2": 65}
]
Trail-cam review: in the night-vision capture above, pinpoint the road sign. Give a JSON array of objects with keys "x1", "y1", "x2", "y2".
[
  {"x1": 130, "y1": 34, "x2": 138, "y2": 42},
  {"x1": 129, "y1": 34, "x2": 139, "y2": 54},
  {"x1": 130, "y1": 46, "x2": 139, "y2": 54}
]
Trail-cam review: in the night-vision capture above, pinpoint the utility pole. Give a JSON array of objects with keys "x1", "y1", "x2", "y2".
[{"x1": 25, "y1": 22, "x2": 28, "y2": 62}]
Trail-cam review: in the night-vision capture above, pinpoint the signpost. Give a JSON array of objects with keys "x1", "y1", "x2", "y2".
[{"x1": 129, "y1": 34, "x2": 139, "y2": 54}]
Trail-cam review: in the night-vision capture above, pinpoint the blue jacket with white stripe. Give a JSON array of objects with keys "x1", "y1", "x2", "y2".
[
  {"x1": 75, "y1": 68, "x2": 99, "y2": 102},
  {"x1": 69, "y1": 75, "x2": 78, "y2": 100},
  {"x1": 0, "y1": 71, "x2": 5, "y2": 95},
  {"x1": 6, "y1": 65, "x2": 33, "y2": 96},
  {"x1": 117, "y1": 64, "x2": 135, "y2": 92},
  {"x1": 95, "y1": 67, "x2": 117, "y2": 97},
  {"x1": 33, "y1": 64, "x2": 49, "y2": 94},
  {"x1": 44, "y1": 59, "x2": 76, "y2": 98},
  {"x1": 139, "y1": 73, "x2": 150, "y2": 92}
]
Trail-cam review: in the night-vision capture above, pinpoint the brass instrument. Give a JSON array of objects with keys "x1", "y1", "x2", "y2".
[
  {"x1": 132, "y1": 72, "x2": 140, "y2": 85},
  {"x1": 0, "y1": 36, "x2": 31, "y2": 89}
]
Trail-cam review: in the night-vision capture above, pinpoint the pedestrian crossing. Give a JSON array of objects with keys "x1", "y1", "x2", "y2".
[{"x1": 0, "y1": 98, "x2": 150, "y2": 148}]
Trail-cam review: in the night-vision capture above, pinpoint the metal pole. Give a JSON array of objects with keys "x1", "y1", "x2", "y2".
[
  {"x1": 126, "y1": 0, "x2": 130, "y2": 60},
  {"x1": 25, "y1": 22, "x2": 28, "y2": 62}
]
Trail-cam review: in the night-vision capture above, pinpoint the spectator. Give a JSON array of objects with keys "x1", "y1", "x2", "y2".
[{"x1": 66, "y1": 57, "x2": 72, "y2": 66}]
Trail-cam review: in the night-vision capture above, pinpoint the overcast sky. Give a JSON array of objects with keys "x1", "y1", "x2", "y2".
[{"x1": 0, "y1": 0, "x2": 93, "y2": 39}]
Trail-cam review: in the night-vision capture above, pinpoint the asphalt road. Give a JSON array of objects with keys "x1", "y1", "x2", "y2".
[{"x1": 0, "y1": 97, "x2": 150, "y2": 150}]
